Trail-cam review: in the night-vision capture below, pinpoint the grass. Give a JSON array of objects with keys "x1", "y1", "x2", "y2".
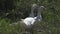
[{"x1": 0, "y1": 5, "x2": 60, "y2": 34}]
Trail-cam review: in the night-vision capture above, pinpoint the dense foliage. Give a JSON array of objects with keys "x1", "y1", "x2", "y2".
[{"x1": 0, "y1": 0, "x2": 60, "y2": 34}]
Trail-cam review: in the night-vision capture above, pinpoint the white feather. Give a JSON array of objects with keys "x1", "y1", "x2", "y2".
[{"x1": 23, "y1": 17, "x2": 35, "y2": 25}]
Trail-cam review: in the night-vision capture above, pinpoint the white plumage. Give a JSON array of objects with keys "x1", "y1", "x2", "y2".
[
  {"x1": 21, "y1": 4, "x2": 45, "y2": 26},
  {"x1": 21, "y1": 4, "x2": 37, "y2": 26},
  {"x1": 23, "y1": 17, "x2": 35, "y2": 25}
]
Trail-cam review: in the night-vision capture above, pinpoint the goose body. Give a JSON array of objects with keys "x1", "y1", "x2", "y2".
[
  {"x1": 21, "y1": 5, "x2": 44, "y2": 26},
  {"x1": 23, "y1": 17, "x2": 35, "y2": 25}
]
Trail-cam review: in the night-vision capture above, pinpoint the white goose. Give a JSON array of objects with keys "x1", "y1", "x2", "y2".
[
  {"x1": 20, "y1": 4, "x2": 45, "y2": 34},
  {"x1": 21, "y1": 4, "x2": 44, "y2": 26},
  {"x1": 21, "y1": 4, "x2": 37, "y2": 26}
]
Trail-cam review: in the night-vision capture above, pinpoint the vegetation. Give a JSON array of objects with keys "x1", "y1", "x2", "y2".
[{"x1": 0, "y1": 0, "x2": 60, "y2": 34}]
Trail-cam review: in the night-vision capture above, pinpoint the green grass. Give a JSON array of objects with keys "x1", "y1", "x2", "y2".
[{"x1": 0, "y1": 11, "x2": 60, "y2": 34}]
